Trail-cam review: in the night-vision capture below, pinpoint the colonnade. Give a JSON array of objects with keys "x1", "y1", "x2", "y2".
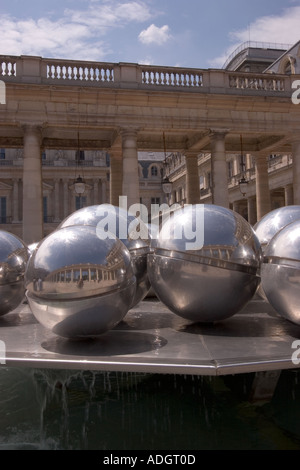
[{"x1": 20, "y1": 125, "x2": 299, "y2": 244}]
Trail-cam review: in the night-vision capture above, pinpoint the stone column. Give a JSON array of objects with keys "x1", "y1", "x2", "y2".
[
  {"x1": 255, "y1": 154, "x2": 271, "y2": 221},
  {"x1": 185, "y1": 152, "x2": 200, "y2": 204},
  {"x1": 247, "y1": 196, "x2": 257, "y2": 226},
  {"x1": 93, "y1": 179, "x2": 99, "y2": 205},
  {"x1": 284, "y1": 184, "x2": 294, "y2": 206},
  {"x1": 54, "y1": 179, "x2": 60, "y2": 222},
  {"x1": 109, "y1": 147, "x2": 123, "y2": 206},
  {"x1": 121, "y1": 129, "x2": 140, "y2": 207},
  {"x1": 210, "y1": 131, "x2": 229, "y2": 207},
  {"x1": 232, "y1": 201, "x2": 240, "y2": 214},
  {"x1": 292, "y1": 140, "x2": 300, "y2": 204},
  {"x1": 12, "y1": 179, "x2": 19, "y2": 223},
  {"x1": 101, "y1": 179, "x2": 107, "y2": 203},
  {"x1": 63, "y1": 179, "x2": 69, "y2": 218},
  {"x1": 22, "y1": 125, "x2": 43, "y2": 244}
]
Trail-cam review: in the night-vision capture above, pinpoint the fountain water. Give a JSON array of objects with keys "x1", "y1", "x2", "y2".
[{"x1": 1, "y1": 367, "x2": 300, "y2": 450}]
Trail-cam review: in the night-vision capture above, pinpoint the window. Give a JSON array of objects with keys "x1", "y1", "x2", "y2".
[
  {"x1": 151, "y1": 197, "x2": 160, "y2": 205},
  {"x1": 207, "y1": 172, "x2": 211, "y2": 188},
  {"x1": 43, "y1": 196, "x2": 48, "y2": 223},
  {"x1": 0, "y1": 197, "x2": 7, "y2": 223},
  {"x1": 151, "y1": 166, "x2": 158, "y2": 177},
  {"x1": 199, "y1": 175, "x2": 204, "y2": 190},
  {"x1": 76, "y1": 150, "x2": 85, "y2": 161},
  {"x1": 0, "y1": 149, "x2": 5, "y2": 160}
]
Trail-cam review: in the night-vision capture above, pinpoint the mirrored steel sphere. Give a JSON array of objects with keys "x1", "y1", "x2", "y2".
[
  {"x1": 254, "y1": 205, "x2": 300, "y2": 299},
  {"x1": 25, "y1": 225, "x2": 136, "y2": 338},
  {"x1": 254, "y1": 205, "x2": 300, "y2": 251},
  {"x1": 0, "y1": 230, "x2": 29, "y2": 315},
  {"x1": 261, "y1": 219, "x2": 300, "y2": 325},
  {"x1": 148, "y1": 204, "x2": 261, "y2": 322},
  {"x1": 59, "y1": 204, "x2": 151, "y2": 307}
]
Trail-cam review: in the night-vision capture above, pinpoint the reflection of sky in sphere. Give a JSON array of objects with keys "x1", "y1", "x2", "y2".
[
  {"x1": 0, "y1": 231, "x2": 28, "y2": 265},
  {"x1": 59, "y1": 204, "x2": 141, "y2": 242},
  {"x1": 254, "y1": 206, "x2": 300, "y2": 245},
  {"x1": 266, "y1": 219, "x2": 300, "y2": 260},
  {"x1": 33, "y1": 225, "x2": 125, "y2": 273},
  {"x1": 158, "y1": 205, "x2": 250, "y2": 251}
]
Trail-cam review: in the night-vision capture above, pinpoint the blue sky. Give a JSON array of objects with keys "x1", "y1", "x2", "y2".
[{"x1": 0, "y1": 0, "x2": 299, "y2": 68}]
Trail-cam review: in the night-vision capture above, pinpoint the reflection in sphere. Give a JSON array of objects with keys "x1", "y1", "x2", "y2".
[
  {"x1": 25, "y1": 225, "x2": 136, "y2": 338},
  {"x1": 254, "y1": 205, "x2": 300, "y2": 251},
  {"x1": 0, "y1": 230, "x2": 29, "y2": 315},
  {"x1": 254, "y1": 205, "x2": 300, "y2": 299},
  {"x1": 148, "y1": 204, "x2": 261, "y2": 322},
  {"x1": 59, "y1": 204, "x2": 151, "y2": 307},
  {"x1": 261, "y1": 219, "x2": 300, "y2": 325}
]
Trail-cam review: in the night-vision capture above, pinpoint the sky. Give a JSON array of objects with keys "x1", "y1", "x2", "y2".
[{"x1": 0, "y1": 0, "x2": 299, "y2": 69}]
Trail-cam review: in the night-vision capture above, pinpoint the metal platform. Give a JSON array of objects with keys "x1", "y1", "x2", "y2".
[{"x1": 0, "y1": 295, "x2": 300, "y2": 379}]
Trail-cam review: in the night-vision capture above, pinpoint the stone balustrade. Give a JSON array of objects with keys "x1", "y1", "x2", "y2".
[
  {"x1": 46, "y1": 60, "x2": 114, "y2": 83},
  {"x1": 141, "y1": 66, "x2": 202, "y2": 88},
  {"x1": 0, "y1": 54, "x2": 294, "y2": 96}
]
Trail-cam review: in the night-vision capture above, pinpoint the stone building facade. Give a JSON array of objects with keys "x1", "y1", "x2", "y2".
[{"x1": 0, "y1": 40, "x2": 300, "y2": 243}]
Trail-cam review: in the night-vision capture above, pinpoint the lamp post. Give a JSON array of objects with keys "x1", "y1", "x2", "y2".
[
  {"x1": 162, "y1": 133, "x2": 173, "y2": 205},
  {"x1": 74, "y1": 131, "x2": 86, "y2": 208},
  {"x1": 238, "y1": 135, "x2": 248, "y2": 197},
  {"x1": 239, "y1": 176, "x2": 248, "y2": 197}
]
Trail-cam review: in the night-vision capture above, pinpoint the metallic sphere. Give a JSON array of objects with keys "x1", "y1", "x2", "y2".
[
  {"x1": 148, "y1": 204, "x2": 261, "y2": 322},
  {"x1": 254, "y1": 205, "x2": 300, "y2": 251},
  {"x1": 25, "y1": 225, "x2": 136, "y2": 338},
  {"x1": 261, "y1": 219, "x2": 300, "y2": 325},
  {"x1": 59, "y1": 204, "x2": 151, "y2": 307},
  {"x1": 254, "y1": 205, "x2": 300, "y2": 300},
  {"x1": 0, "y1": 230, "x2": 29, "y2": 315}
]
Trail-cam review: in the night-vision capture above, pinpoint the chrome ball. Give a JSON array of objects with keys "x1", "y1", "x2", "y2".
[
  {"x1": 254, "y1": 205, "x2": 300, "y2": 251},
  {"x1": 148, "y1": 204, "x2": 261, "y2": 322},
  {"x1": 25, "y1": 225, "x2": 136, "y2": 338},
  {"x1": 254, "y1": 205, "x2": 300, "y2": 299},
  {"x1": 0, "y1": 230, "x2": 29, "y2": 315},
  {"x1": 59, "y1": 204, "x2": 151, "y2": 307},
  {"x1": 261, "y1": 219, "x2": 300, "y2": 325}
]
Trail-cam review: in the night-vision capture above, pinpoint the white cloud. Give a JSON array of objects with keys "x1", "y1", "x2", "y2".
[
  {"x1": 0, "y1": 1, "x2": 153, "y2": 60},
  {"x1": 138, "y1": 56, "x2": 156, "y2": 65},
  {"x1": 210, "y1": 6, "x2": 300, "y2": 68},
  {"x1": 138, "y1": 24, "x2": 171, "y2": 46},
  {"x1": 67, "y1": 1, "x2": 152, "y2": 28}
]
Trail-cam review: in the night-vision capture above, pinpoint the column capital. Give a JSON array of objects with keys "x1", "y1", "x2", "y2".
[
  {"x1": 252, "y1": 152, "x2": 269, "y2": 162},
  {"x1": 119, "y1": 127, "x2": 140, "y2": 138},
  {"x1": 185, "y1": 150, "x2": 199, "y2": 158},
  {"x1": 21, "y1": 124, "x2": 43, "y2": 144},
  {"x1": 209, "y1": 128, "x2": 230, "y2": 140}
]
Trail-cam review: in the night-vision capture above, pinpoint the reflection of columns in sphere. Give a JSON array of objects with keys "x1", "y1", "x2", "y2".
[
  {"x1": 25, "y1": 225, "x2": 136, "y2": 339},
  {"x1": 261, "y1": 219, "x2": 300, "y2": 326},
  {"x1": 148, "y1": 204, "x2": 262, "y2": 322},
  {"x1": 59, "y1": 204, "x2": 151, "y2": 307},
  {"x1": 0, "y1": 230, "x2": 29, "y2": 316},
  {"x1": 254, "y1": 205, "x2": 300, "y2": 301}
]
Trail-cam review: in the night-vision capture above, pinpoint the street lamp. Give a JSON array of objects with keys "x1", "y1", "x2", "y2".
[
  {"x1": 239, "y1": 176, "x2": 248, "y2": 197},
  {"x1": 74, "y1": 175, "x2": 86, "y2": 195},
  {"x1": 74, "y1": 131, "x2": 86, "y2": 207},
  {"x1": 238, "y1": 134, "x2": 248, "y2": 197},
  {"x1": 162, "y1": 132, "x2": 173, "y2": 204},
  {"x1": 162, "y1": 176, "x2": 172, "y2": 196}
]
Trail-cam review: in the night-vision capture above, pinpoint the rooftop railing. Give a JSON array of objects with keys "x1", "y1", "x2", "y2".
[{"x1": 0, "y1": 55, "x2": 294, "y2": 96}]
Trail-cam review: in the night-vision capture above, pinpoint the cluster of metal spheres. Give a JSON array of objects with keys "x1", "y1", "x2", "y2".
[{"x1": 1, "y1": 203, "x2": 300, "y2": 339}]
